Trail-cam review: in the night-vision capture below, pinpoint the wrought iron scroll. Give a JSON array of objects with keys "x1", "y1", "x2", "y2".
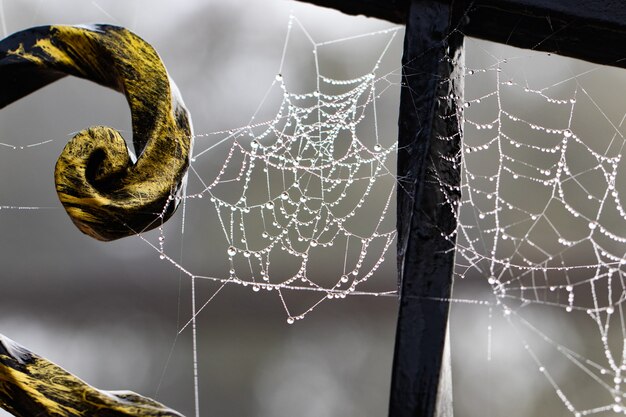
[{"x1": 0, "y1": 24, "x2": 192, "y2": 241}]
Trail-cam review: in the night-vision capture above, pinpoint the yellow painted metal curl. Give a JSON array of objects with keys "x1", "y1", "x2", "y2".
[{"x1": 0, "y1": 24, "x2": 193, "y2": 241}]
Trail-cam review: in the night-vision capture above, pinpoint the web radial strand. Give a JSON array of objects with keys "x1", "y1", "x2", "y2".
[{"x1": 453, "y1": 39, "x2": 626, "y2": 416}]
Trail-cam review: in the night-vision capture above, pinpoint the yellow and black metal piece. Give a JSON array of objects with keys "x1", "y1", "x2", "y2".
[
  {"x1": 0, "y1": 334, "x2": 185, "y2": 417},
  {"x1": 0, "y1": 24, "x2": 193, "y2": 241}
]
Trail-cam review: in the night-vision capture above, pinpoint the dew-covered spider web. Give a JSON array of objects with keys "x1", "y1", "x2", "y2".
[
  {"x1": 148, "y1": 16, "x2": 403, "y2": 416},
  {"x1": 152, "y1": 17, "x2": 401, "y2": 326},
  {"x1": 451, "y1": 38, "x2": 626, "y2": 416}
]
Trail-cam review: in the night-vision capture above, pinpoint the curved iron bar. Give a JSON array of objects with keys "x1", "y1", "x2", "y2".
[
  {"x1": 0, "y1": 24, "x2": 193, "y2": 241},
  {"x1": 0, "y1": 334, "x2": 185, "y2": 417}
]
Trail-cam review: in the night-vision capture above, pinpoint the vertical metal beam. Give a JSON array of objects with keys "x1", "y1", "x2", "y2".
[{"x1": 390, "y1": 1, "x2": 465, "y2": 416}]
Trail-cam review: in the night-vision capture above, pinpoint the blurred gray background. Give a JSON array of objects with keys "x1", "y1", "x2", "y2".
[{"x1": 1, "y1": 1, "x2": 625, "y2": 417}]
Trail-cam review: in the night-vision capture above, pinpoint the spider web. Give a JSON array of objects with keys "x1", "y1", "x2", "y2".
[
  {"x1": 149, "y1": 17, "x2": 401, "y2": 327},
  {"x1": 452, "y1": 38, "x2": 626, "y2": 416},
  {"x1": 146, "y1": 16, "x2": 402, "y2": 417}
]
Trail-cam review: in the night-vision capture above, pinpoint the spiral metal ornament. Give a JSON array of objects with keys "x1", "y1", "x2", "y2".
[{"x1": 0, "y1": 24, "x2": 192, "y2": 241}]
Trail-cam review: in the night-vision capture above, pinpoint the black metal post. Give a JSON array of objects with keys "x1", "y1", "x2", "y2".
[{"x1": 390, "y1": 1, "x2": 465, "y2": 416}]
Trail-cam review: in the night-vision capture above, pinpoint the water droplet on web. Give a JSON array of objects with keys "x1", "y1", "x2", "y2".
[{"x1": 227, "y1": 246, "x2": 237, "y2": 257}]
